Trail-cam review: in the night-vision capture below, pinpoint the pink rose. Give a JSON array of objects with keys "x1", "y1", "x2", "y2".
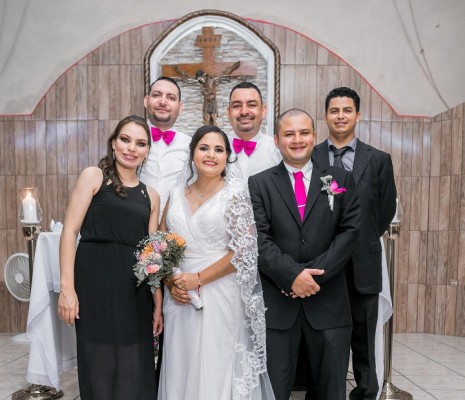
[
  {"x1": 145, "y1": 264, "x2": 160, "y2": 274},
  {"x1": 159, "y1": 242, "x2": 168, "y2": 251},
  {"x1": 330, "y1": 180, "x2": 346, "y2": 194}
]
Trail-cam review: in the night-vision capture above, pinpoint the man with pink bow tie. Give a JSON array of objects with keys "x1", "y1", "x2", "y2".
[
  {"x1": 140, "y1": 77, "x2": 191, "y2": 216},
  {"x1": 226, "y1": 82, "x2": 281, "y2": 178}
]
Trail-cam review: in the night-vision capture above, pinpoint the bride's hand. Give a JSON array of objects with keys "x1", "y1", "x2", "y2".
[
  {"x1": 164, "y1": 275, "x2": 175, "y2": 290},
  {"x1": 173, "y1": 272, "x2": 197, "y2": 291},
  {"x1": 168, "y1": 273, "x2": 188, "y2": 305},
  {"x1": 170, "y1": 285, "x2": 191, "y2": 305}
]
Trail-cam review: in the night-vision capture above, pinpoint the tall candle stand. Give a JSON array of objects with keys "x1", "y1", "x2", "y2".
[
  {"x1": 17, "y1": 188, "x2": 43, "y2": 304},
  {"x1": 21, "y1": 225, "x2": 40, "y2": 283},
  {"x1": 380, "y1": 199, "x2": 412, "y2": 400},
  {"x1": 12, "y1": 189, "x2": 64, "y2": 400}
]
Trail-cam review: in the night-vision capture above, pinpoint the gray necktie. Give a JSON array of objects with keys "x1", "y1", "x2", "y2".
[{"x1": 330, "y1": 145, "x2": 350, "y2": 169}]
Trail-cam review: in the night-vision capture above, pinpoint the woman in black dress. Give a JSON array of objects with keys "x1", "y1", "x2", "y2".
[{"x1": 58, "y1": 115, "x2": 162, "y2": 399}]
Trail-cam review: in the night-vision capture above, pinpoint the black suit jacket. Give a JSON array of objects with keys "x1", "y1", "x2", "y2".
[
  {"x1": 312, "y1": 139, "x2": 397, "y2": 294},
  {"x1": 249, "y1": 161, "x2": 360, "y2": 331}
]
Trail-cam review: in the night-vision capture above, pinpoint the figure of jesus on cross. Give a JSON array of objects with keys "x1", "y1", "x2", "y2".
[
  {"x1": 174, "y1": 62, "x2": 240, "y2": 125},
  {"x1": 162, "y1": 27, "x2": 257, "y2": 126}
]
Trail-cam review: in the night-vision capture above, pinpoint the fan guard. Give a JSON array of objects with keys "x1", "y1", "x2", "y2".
[{"x1": 4, "y1": 252, "x2": 30, "y2": 302}]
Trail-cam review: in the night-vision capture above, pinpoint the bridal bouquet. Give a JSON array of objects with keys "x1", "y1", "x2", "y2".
[
  {"x1": 133, "y1": 231, "x2": 186, "y2": 293},
  {"x1": 133, "y1": 231, "x2": 203, "y2": 310}
]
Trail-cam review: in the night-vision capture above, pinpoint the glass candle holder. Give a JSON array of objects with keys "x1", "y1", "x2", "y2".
[{"x1": 18, "y1": 187, "x2": 42, "y2": 225}]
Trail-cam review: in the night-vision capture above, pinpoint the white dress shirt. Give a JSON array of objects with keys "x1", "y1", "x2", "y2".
[
  {"x1": 139, "y1": 123, "x2": 191, "y2": 217},
  {"x1": 283, "y1": 159, "x2": 313, "y2": 194},
  {"x1": 327, "y1": 137, "x2": 357, "y2": 171},
  {"x1": 227, "y1": 131, "x2": 282, "y2": 179}
]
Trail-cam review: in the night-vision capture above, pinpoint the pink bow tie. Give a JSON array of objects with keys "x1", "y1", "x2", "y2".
[
  {"x1": 151, "y1": 126, "x2": 175, "y2": 145},
  {"x1": 232, "y1": 138, "x2": 257, "y2": 156}
]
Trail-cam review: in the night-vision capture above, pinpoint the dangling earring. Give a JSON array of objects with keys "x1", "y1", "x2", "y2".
[{"x1": 112, "y1": 149, "x2": 115, "y2": 160}]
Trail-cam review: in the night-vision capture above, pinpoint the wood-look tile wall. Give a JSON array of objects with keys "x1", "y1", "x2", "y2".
[{"x1": 0, "y1": 19, "x2": 464, "y2": 336}]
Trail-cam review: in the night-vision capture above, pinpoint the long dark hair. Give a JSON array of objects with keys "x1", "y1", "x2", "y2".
[
  {"x1": 187, "y1": 125, "x2": 233, "y2": 185},
  {"x1": 98, "y1": 115, "x2": 150, "y2": 198}
]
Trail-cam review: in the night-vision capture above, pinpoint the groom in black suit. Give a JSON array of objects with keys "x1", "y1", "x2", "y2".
[
  {"x1": 312, "y1": 87, "x2": 397, "y2": 400},
  {"x1": 249, "y1": 109, "x2": 361, "y2": 400}
]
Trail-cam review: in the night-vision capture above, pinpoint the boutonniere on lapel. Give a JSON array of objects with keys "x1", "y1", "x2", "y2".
[{"x1": 320, "y1": 175, "x2": 346, "y2": 211}]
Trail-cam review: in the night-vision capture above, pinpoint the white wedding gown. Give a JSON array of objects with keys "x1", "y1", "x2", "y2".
[{"x1": 158, "y1": 166, "x2": 275, "y2": 400}]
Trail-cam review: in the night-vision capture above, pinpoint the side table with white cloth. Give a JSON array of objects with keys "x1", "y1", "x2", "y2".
[{"x1": 26, "y1": 231, "x2": 77, "y2": 391}]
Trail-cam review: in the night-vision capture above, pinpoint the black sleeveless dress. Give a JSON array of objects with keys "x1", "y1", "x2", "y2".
[{"x1": 74, "y1": 182, "x2": 157, "y2": 400}]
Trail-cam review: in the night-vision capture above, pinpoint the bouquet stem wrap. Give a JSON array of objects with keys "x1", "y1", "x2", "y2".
[{"x1": 173, "y1": 267, "x2": 203, "y2": 310}]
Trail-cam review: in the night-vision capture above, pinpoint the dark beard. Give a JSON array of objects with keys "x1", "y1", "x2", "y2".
[
  {"x1": 236, "y1": 124, "x2": 254, "y2": 133},
  {"x1": 152, "y1": 112, "x2": 171, "y2": 124}
]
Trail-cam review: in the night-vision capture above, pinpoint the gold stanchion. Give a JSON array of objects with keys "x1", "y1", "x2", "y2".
[{"x1": 380, "y1": 215, "x2": 412, "y2": 400}]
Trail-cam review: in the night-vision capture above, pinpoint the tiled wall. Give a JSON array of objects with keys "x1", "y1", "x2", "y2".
[{"x1": 0, "y1": 19, "x2": 464, "y2": 335}]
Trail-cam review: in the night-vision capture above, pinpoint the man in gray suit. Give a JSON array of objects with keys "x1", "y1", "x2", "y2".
[{"x1": 312, "y1": 87, "x2": 397, "y2": 400}]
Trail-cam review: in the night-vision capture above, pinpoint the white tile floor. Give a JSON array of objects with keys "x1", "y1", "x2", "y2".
[{"x1": 1, "y1": 332, "x2": 465, "y2": 399}]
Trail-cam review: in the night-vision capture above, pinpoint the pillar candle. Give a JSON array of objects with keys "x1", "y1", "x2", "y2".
[{"x1": 22, "y1": 192, "x2": 38, "y2": 223}]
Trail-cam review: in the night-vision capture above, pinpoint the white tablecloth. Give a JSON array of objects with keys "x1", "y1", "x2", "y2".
[{"x1": 26, "y1": 232, "x2": 77, "y2": 391}]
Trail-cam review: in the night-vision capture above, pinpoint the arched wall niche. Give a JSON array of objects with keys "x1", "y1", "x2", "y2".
[{"x1": 144, "y1": 9, "x2": 280, "y2": 134}]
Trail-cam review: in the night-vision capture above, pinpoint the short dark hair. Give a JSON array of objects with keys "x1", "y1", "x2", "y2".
[
  {"x1": 229, "y1": 81, "x2": 263, "y2": 104},
  {"x1": 187, "y1": 125, "x2": 233, "y2": 184},
  {"x1": 148, "y1": 76, "x2": 182, "y2": 100},
  {"x1": 274, "y1": 108, "x2": 315, "y2": 136},
  {"x1": 325, "y1": 87, "x2": 360, "y2": 113}
]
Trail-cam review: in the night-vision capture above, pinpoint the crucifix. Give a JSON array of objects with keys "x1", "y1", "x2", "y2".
[{"x1": 162, "y1": 27, "x2": 257, "y2": 125}]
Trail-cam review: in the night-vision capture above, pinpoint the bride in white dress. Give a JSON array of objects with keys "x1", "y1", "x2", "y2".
[{"x1": 158, "y1": 125, "x2": 275, "y2": 400}]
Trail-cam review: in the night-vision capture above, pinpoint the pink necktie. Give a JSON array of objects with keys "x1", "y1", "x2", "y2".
[
  {"x1": 232, "y1": 138, "x2": 257, "y2": 156},
  {"x1": 293, "y1": 171, "x2": 306, "y2": 220},
  {"x1": 151, "y1": 126, "x2": 176, "y2": 145}
]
